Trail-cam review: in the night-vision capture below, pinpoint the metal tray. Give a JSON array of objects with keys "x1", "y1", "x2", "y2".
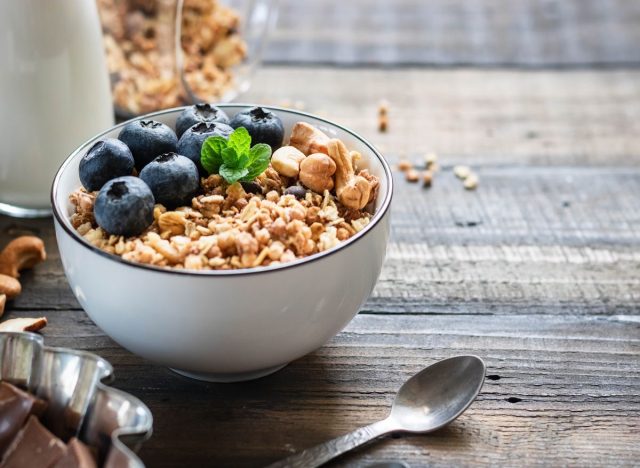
[{"x1": 0, "y1": 332, "x2": 152, "y2": 467}]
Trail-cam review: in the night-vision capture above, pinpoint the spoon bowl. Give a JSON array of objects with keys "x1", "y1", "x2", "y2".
[
  {"x1": 269, "y1": 355, "x2": 486, "y2": 468},
  {"x1": 390, "y1": 355, "x2": 486, "y2": 432}
]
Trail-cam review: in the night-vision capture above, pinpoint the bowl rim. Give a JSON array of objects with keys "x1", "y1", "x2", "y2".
[{"x1": 51, "y1": 104, "x2": 393, "y2": 277}]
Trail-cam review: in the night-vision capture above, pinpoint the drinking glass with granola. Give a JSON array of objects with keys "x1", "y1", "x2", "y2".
[{"x1": 98, "y1": 0, "x2": 277, "y2": 116}]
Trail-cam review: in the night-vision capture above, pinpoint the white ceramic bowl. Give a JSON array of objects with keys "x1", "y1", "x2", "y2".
[{"x1": 51, "y1": 105, "x2": 393, "y2": 382}]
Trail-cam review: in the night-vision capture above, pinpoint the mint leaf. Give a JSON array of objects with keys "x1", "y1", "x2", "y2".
[
  {"x1": 236, "y1": 151, "x2": 250, "y2": 169},
  {"x1": 221, "y1": 147, "x2": 239, "y2": 168},
  {"x1": 242, "y1": 143, "x2": 272, "y2": 181},
  {"x1": 208, "y1": 136, "x2": 228, "y2": 155},
  {"x1": 201, "y1": 136, "x2": 228, "y2": 174},
  {"x1": 228, "y1": 127, "x2": 251, "y2": 155},
  {"x1": 219, "y1": 165, "x2": 249, "y2": 184},
  {"x1": 248, "y1": 143, "x2": 270, "y2": 164},
  {"x1": 203, "y1": 126, "x2": 273, "y2": 183}
]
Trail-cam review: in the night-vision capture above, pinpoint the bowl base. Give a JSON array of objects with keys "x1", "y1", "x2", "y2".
[{"x1": 170, "y1": 363, "x2": 288, "y2": 382}]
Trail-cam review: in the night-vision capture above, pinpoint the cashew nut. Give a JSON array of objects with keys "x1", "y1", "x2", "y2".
[
  {"x1": 0, "y1": 236, "x2": 46, "y2": 278},
  {"x1": 272, "y1": 146, "x2": 306, "y2": 178},
  {"x1": 299, "y1": 153, "x2": 336, "y2": 193},
  {"x1": 327, "y1": 139, "x2": 372, "y2": 210},
  {"x1": 358, "y1": 168, "x2": 380, "y2": 204},
  {"x1": 289, "y1": 122, "x2": 331, "y2": 155},
  {"x1": 0, "y1": 317, "x2": 47, "y2": 332},
  {"x1": 0, "y1": 274, "x2": 21, "y2": 299},
  {"x1": 0, "y1": 294, "x2": 5, "y2": 317}
]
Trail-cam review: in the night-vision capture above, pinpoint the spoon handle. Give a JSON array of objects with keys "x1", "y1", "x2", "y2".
[{"x1": 267, "y1": 419, "x2": 395, "y2": 468}]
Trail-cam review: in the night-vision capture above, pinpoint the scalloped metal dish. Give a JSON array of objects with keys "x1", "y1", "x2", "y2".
[{"x1": 0, "y1": 332, "x2": 152, "y2": 467}]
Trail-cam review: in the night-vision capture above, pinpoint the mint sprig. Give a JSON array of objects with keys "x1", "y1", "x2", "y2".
[{"x1": 201, "y1": 127, "x2": 272, "y2": 184}]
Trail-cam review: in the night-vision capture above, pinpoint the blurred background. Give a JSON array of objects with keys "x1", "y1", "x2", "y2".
[
  {"x1": 267, "y1": 0, "x2": 640, "y2": 66},
  {"x1": 248, "y1": 0, "x2": 640, "y2": 168},
  {"x1": 2, "y1": 0, "x2": 639, "y2": 217}
]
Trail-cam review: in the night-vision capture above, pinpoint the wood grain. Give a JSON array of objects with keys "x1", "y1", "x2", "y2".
[
  {"x1": 267, "y1": 0, "x2": 640, "y2": 67},
  {"x1": 4, "y1": 167, "x2": 638, "y2": 315},
  {"x1": 5, "y1": 308, "x2": 638, "y2": 467},
  {"x1": 0, "y1": 62, "x2": 639, "y2": 466},
  {"x1": 243, "y1": 67, "x2": 640, "y2": 166}
]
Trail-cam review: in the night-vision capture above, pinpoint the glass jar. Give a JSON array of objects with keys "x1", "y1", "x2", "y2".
[
  {"x1": 98, "y1": 0, "x2": 278, "y2": 118},
  {"x1": 0, "y1": 0, "x2": 114, "y2": 217}
]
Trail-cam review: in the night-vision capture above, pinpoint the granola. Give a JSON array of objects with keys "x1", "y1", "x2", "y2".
[
  {"x1": 70, "y1": 118, "x2": 380, "y2": 271},
  {"x1": 71, "y1": 173, "x2": 373, "y2": 270}
]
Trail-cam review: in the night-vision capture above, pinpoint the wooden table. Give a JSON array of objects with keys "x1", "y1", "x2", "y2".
[{"x1": 2, "y1": 1, "x2": 639, "y2": 466}]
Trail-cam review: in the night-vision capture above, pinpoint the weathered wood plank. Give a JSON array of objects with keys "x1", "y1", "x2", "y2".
[
  {"x1": 0, "y1": 63, "x2": 637, "y2": 467},
  {"x1": 243, "y1": 67, "x2": 640, "y2": 166},
  {"x1": 369, "y1": 167, "x2": 640, "y2": 315},
  {"x1": 267, "y1": 0, "x2": 640, "y2": 67},
  {"x1": 3, "y1": 167, "x2": 638, "y2": 315},
  {"x1": 7, "y1": 309, "x2": 639, "y2": 467}
]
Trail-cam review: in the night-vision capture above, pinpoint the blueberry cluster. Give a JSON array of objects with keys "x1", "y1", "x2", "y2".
[{"x1": 79, "y1": 105, "x2": 284, "y2": 237}]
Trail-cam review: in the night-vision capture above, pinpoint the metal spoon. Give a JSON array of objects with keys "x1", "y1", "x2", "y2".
[{"x1": 268, "y1": 355, "x2": 486, "y2": 468}]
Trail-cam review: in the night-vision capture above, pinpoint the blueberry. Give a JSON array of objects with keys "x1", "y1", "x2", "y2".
[
  {"x1": 139, "y1": 153, "x2": 200, "y2": 208},
  {"x1": 240, "y1": 181, "x2": 263, "y2": 195},
  {"x1": 175, "y1": 103, "x2": 230, "y2": 137},
  {"x1": 79, "y1": 139, "x2": 134, "y2": 191},
  {"x1": 177, "y1": 122, "x2": 233, "y2": 175},
  {"x1": 94, "y1": 176, "x2": 154, "y2": 237},
  {"x1": 284, "y1": 185, "x2": 307, "y2": 199},
  {"x1": 229, "y1": 107, "x2": 284, "y2": 150},
  {"x1": 118, "y1": 120, "x2": 178, "y2": 171}
]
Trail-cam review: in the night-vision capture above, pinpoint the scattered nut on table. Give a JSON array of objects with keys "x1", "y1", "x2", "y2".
[
  {"x1": 405, "y1": 169, "x2": 419, "y2": 183},
  {"x1": 378, "y1": 115, "x2": 388, "y2": 133},
  {"x1": 452, "y1": 164, "x2": 479, "y2": 190},
  {"x1": 0, "y1": 236, "x2": 47, "y2": 278},
  {"x1": 464, "y1": 173, "x2": 479, "y2": 190},
  {"x1": 377, "y1": 100, "x2": 389, "y2": 133},
  {"x1": 0, "y1": 236, "x2": 47, "y2": 322},
  {"x1": 397, "y1": 159, "x2": 413, "y2": 172},
  {"x1": 0, "y1": 274, "x2": 21, "y2": 300},
  {"x1": 422, "y1": 170, "x2": 433, "y2": 187},
  {"x1": 0, "y1": 317, "x2": 47, "y2": 333},
  {"x1": 453, "y1": 165, "x2": 472, "y2": 180},
  {"x1": 424, "y1": 153, "x2": 438, "y2": 171}
]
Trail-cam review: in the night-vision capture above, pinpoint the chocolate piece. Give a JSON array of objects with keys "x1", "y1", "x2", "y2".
[
  {"x1": 0, "y1": 416, "x2": 65, "y2": 468},
  {"x1": 52, "y1": 438, "x2": 97, "y2": 468},
  {"x1": 0, "y1": 383, "x2": 47, "y2": 456}
]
